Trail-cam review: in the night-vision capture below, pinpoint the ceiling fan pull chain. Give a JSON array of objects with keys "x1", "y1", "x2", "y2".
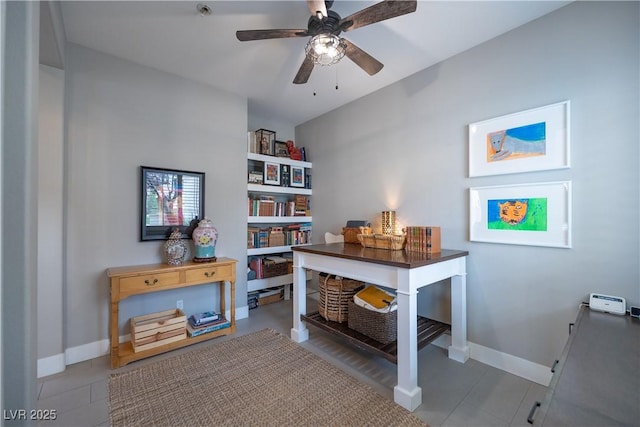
[{"x1": 335, "y1": 67, "x2": 339, "y2": 90}]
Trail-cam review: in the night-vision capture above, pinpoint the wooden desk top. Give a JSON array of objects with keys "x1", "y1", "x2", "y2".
[{"x1": 292, "y1": 243, "x2": 468, "y2": 269}]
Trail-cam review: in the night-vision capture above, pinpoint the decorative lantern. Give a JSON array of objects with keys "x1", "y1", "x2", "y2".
[
  {"x1": 381, "y1": 211, "x2": 396, "y2": 235},
  {"x1": 164, "y1": 228, "x2": 187, "y2": 265},
  {"x1": 192, "y1": 217, "x2": 218, "y2": 262}
]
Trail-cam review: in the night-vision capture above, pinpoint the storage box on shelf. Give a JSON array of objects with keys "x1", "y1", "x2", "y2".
[
  {"x1": 130, "y1": 308, "x2": 187, "y2": 353},
  {"x1": 247, "y1": 149, "x2": 312, "y2": 299}
]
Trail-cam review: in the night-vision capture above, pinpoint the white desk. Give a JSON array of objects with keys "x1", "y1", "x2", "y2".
[{"x1": 291, "y1": 243, "x2": 469, "y2": 411}]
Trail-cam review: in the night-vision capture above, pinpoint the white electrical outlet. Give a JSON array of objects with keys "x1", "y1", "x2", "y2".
[{"x1": 176, "y1": 299, "x2": 184, "y2": 310}]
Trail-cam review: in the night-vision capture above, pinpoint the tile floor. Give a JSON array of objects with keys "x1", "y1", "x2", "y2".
[{"x1": 37, "y1": 296, "x2": 547, "y2": 427}]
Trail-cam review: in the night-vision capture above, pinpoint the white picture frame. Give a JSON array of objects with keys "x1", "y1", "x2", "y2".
[
  {"x1": 469, "y1": 181, "x2": 572, "y2": 248},
  {"x1": 290, "y1": 166, "x2": 305, "y2": 188},
  {"x1": 469, "y1": 101, "x2": 570, "y2": 177}
]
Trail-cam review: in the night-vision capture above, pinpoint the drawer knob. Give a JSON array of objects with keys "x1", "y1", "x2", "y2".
[
  {"x1": 204, "y1": 271, "x2": 216, "y2": 278},
  {"x1": 144, "y1": 278, "x2": 159, "y2": 286}
]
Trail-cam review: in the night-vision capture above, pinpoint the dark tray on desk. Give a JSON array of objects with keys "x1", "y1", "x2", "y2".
[{"x1": 301, "y1": 311, "x2": 449, "y2": 364}]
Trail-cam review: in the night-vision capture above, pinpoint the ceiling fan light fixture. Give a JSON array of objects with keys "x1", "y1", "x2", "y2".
[{"x1": 305, "y1": 34, "x2": 346, "y2": 66}]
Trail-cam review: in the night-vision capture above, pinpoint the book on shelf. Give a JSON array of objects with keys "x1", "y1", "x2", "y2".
[
  {"x1": 186, "y1": 317, "x2": 231, "y2": 337},
  {"x1": 247, "y1": 131, "x2": 258, "y2": 154},
  {"x1": 188, "y1": 311, "x2": 220, "y2": 327}
]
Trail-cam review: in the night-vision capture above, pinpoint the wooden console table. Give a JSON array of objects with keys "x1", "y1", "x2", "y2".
[
  {"x1": 107, "y1": 258, "x2": 237, "y2": 368},
  {"x1": 291, "y1": 244, "x2": 469, "y2": 412}
]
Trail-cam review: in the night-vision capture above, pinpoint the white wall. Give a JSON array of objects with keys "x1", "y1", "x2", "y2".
[
  {"x1": 64, "y1": 44, "x2": 248, "y2": 351},
  {"x1": 297, "y1": 2, "x2": 639, "y2": 368}
]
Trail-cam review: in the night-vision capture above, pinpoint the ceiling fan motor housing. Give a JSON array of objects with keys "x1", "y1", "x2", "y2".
[{"x1": 308, "y1": 10, "x2": 342, "y2": 36}]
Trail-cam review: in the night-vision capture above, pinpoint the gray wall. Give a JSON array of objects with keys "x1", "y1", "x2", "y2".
[
  {"x1": 2, "y1": 0, "x2": 39, "y2": 418},
  {"x1": 37, "y1": 65, "x2": 64, "y2": 365},
  {"x1": 64, "y1": 44, "x2": 248, "y2": 349},
  {"x1": 297, "y1": 1, "x2": 639, "y2": 366}
]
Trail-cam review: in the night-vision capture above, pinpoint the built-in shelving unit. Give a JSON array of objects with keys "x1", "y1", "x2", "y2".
[{"x1": 247, "y1": 149, "x2": 312, "y2": 300}]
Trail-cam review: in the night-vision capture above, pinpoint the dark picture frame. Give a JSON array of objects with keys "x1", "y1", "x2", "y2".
[
  {"x1": 263, "y1": 161, "x2": 281, "y2": 185},
  {"x1": 141, "y1": 166, "x2": 205, "y2": 241},
  {"x1": 275, "y1": 141, "x2": 289, "y2": 158}
]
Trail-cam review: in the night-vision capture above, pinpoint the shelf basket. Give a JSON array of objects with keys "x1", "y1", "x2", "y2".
[
  {"x1": 347, "y1": 300, "x2": 397, "y2": 344},
  {"x1": 318, "y1": 274, "x2": 364, "y2": 323},
  {"x1": 357, "y1": 233, "x2": 406, "y2": 250}
]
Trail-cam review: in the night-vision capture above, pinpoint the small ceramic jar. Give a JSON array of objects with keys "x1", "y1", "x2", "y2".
[
  {"x1": 192, "y1": 217, "x2": 218, "y2": 262},
  {"x1": 164, "y1": 228, "x2": 187, "y2": 265}
]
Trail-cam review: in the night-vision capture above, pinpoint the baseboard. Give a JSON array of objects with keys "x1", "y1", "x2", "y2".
[
  {"x1": 37, "y1": 353, "x2": 66, "y2": 378},
  {"x1": 432, "y1": 334, "x2": 552, "y2": 386},
  {"x1": 39, "y1": 317, "x2": 551, "y2": 387},
  {"x1": 64, "y1": 337, "x2": 110, "y2": 367}
]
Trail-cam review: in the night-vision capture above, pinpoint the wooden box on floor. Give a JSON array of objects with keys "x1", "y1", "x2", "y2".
[
  {"x1": 131, "y1": 309, "x2": 186, "y2": 353},
  {"x1": 258, "y1": 288, "x2": 284, "y2": 306}
]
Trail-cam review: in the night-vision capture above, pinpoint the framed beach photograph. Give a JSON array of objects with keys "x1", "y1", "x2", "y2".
[
  {"x1": 263, "y1": 161, "x2": 280, "y2": 185},
  {"x1": 469, "y1": 101, "x2": 570, "y2": 177},
  {"x1": 290, "y1": 166, "x2": 305, "y2": 188},
  {"x1": 469, "y1": 181, "x2": 571, "y2": 248}
]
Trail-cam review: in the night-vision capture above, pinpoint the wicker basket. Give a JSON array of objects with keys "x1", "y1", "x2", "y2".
[
  {"x1": 357, "y1": 233, "x2": 406, "y2": 250},
  {"x1": 342, "y1": 226, "x2": 372, "y2": 244},
  {"x1": 347, "y1": 300, "x2": 397, "y2": 344},
  {"x1": 318, "y1": 274, "x2": 364, "y2": 323}
]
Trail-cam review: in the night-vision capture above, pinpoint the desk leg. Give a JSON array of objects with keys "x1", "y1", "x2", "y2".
[
  {"x1": 394, "y1": 270, "x2": 422, "y2": 412},
  {"x1": 449, "y1": 272, "x2": 470, "y2": 362},
  {"x1": 290, "y1": 259, "x2": 308, "y2": 343}
]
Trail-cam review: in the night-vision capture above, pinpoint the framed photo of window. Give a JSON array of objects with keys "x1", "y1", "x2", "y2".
[
  {"x1": 263, "y1": 161, "x2": 281, "y2": 185},
  {"x1": 140, "y1": 166, "x2": 204, "y2": 241},
  {"x1": 290, "y1": 166, "x2": 305, "y2": 188}
]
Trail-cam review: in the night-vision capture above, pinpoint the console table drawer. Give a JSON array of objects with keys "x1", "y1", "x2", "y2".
[
  {"x1": 119, "y1": 271, "x2": 180, "y2": 295},
  {"x1": 185, "y1": 264, "x2": 233, "y2": 284}
]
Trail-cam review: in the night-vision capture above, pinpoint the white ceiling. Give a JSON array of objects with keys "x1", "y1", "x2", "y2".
[{"x1": 59, "y1": 1, "x2": 570, "y2": 126}]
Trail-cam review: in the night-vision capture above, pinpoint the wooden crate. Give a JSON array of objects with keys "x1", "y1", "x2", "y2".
[
  {"x1": 130, "y1": 308, "x2": 186, "y2": 353},
  {"x1": 258, "y1": 288, "x2": 284, "y2": 306}
]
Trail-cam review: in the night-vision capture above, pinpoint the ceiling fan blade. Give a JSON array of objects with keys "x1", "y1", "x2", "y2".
[
  {"x1": 307, "y1": 0, "x2": 327, "y2": 18},
  {"x1": 236, "y1": 29, "x2": 308, "y2": 42},
  {"x1": 339, "y1": 0, "x2": 417, "y2": 32},
  {"x1": 293, "y1": 55, "x2": 315, "y2": 84},
  {"x1": 343, "y1": 39, "x2": 383, "y2": 76}
]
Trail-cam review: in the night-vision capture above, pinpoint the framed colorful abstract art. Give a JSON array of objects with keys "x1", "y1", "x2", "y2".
[
  {"x1": 469, "y1": 181, "x2": 572, "y2": 248},
  {"x1": 469, "y1": 101, "x2": 570, "y2": 177}
]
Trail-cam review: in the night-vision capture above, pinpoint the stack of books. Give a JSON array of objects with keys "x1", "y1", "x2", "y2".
[
  {"x1": 405, "y1": 226, "x2": 441, "y2": 254},
  {"x1": 186, "y1": 311, "x2": 230, "y2": 337}
]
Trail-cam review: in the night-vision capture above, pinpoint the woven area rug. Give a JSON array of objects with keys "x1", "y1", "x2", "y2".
[{"x1": 109, "y1": 328, "x2": 428, "y2": 426}]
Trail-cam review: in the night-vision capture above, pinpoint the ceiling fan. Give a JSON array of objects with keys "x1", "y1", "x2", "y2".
[{"x1": 236, "y1": 0, "x2": 417, "y2": 84}]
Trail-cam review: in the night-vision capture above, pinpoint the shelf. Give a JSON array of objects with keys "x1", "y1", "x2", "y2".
[
  {"x1": 248, "y1": 152, "x2": 312, "y2": 168},
  {"x1": 248, "y1": 271, "x2": 312, "y2": 293},
  {"x1": 248, "y1": 244, "x2": 311, "y2": 256},
  {"x1": 248, "y1": 216, "x2": 312, "y2": 224},
  {"x1": 247, "y1": 184, "x2": 311, "y2": 195},
  {"x1": 116, "y1": 325, "x2": 236, "y2": 366},
  {"x1": 300, "y1": 312, "x2": 449, "y2": 364}
]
